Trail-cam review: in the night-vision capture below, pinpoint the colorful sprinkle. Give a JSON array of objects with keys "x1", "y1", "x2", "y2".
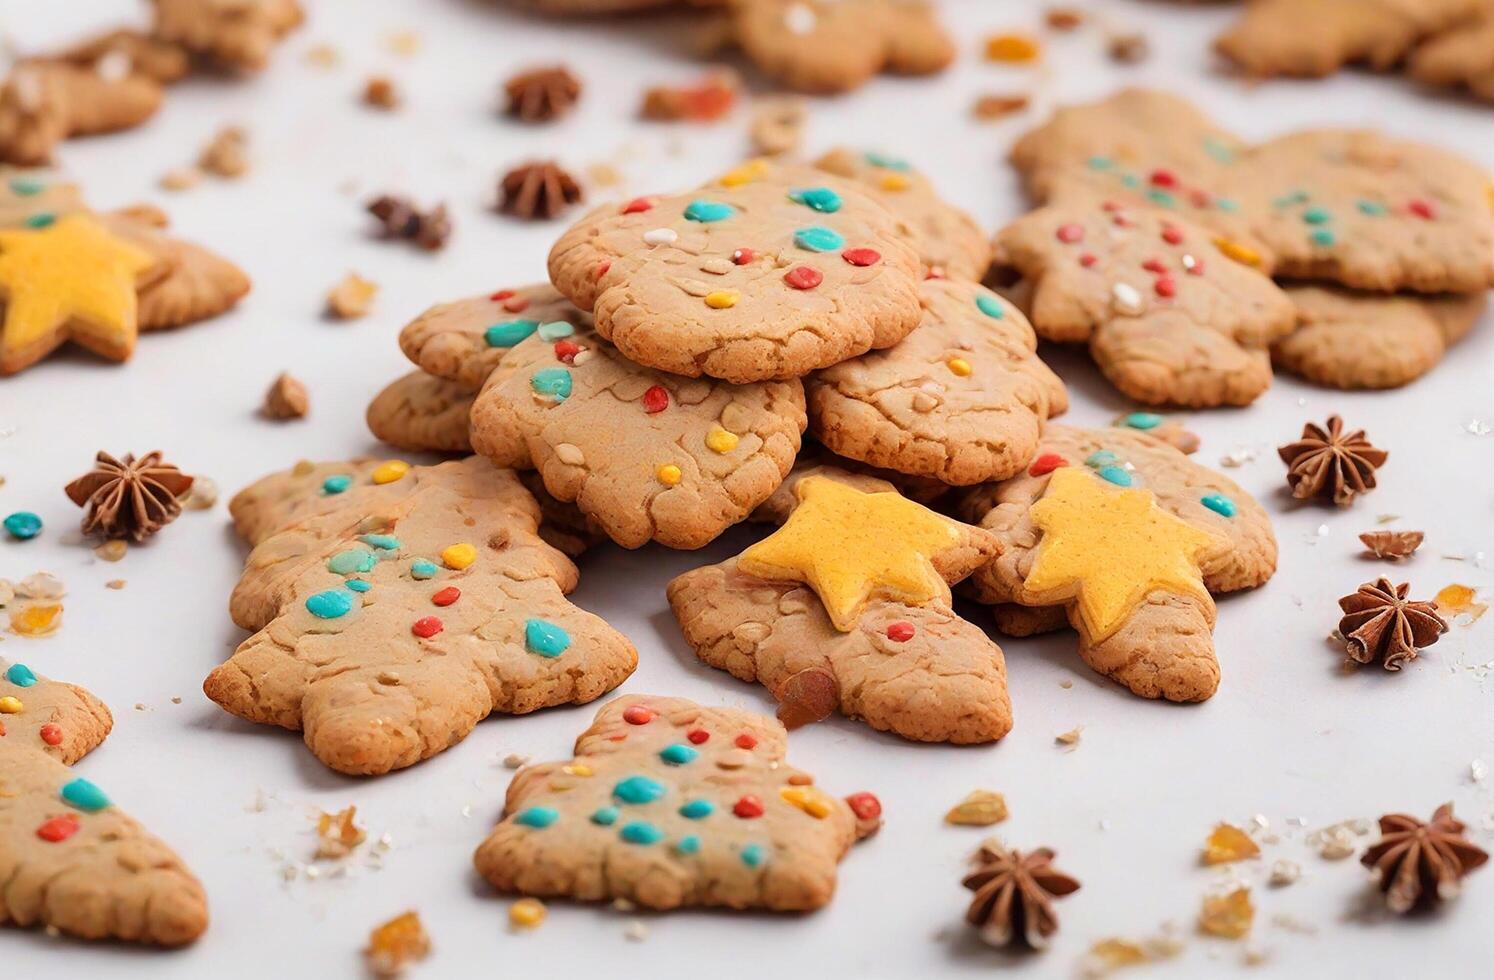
[
  {"x1": 432, "y1": 586, "x2": 460, "y2": 607},
  {"x1": 410, "y1": 558, "x2": 438, "y2": 579},
  {"x1": 1097, "y1": 465, "x2": 1133, "y2": 487},
  {"x1": 60, "y1": 777, "x2": 110, "y2": 812},
  {"x1": 1154, "y1": 276, "x2": 1177, "y2": 299},
  {"x1": 686, "y1": 728, "x2": 710, "y2": 744},
  {"x1": 346, "y1": 579, "x2": 371, "y2": 593},
  {"x1": 305, "y1": 589, "x2": 354, "y2": 619},
  {"x1": 1357, "y1": 200, "x2": 1387, "y2": 216},
  {"x1": 1161, "y1": 224, "x2": 1185, "y2": 245},
  {"x1": 740, "y1": 844, "x2": 767, "y2": 868},
  {"x1": 328, "y1": 549, "x2": 377, "y2": 575},
  {"x1": 322, "y1": 475, "x2": 352, "y2": 495},
  {"x1": 411, "y1": 616, "x2": 443, "y2": 638},
  {"x1": 1150, "y1": 169, "x2": 1178, "y2": 188},
  {"x1": 975, "y1": 294, "x2": 1006, "y2": 319},
  {"x1": 555, "y1": 340, "x2": 585, "y2": 365},
  {"x1": 621, "y1": 197, "x2": 653, "y2": 214},
  {"x1": 846, "y1": 792, "x2": 882, "y2": 822},
  {"x1": 684, "y1": 199, "x2": 734, "y2": 223},
  {"x1": 704, "y1": 290, "x2": 739, "y2": 309},
  {"x1": 0, "y1": 696, "x2": 21, "y2": 713},
  {"x1": 441, "y1": 543, "x2": 477, "y2": 569},
  {"x1": 1056, "y1": 223, "x2": 1084, "y2": 243},
  {"x1": 623, "y1": 705, "x2": 655, "y2": 725},
  {"x1": 1201, "y1": 493, "x2": 1237, "y2": 518},
  {"x1": 1029, "y1": 453, "x2": 1067, "y2": 477},
  {"x1": 3, "y1": 512, "x2": 42, "y2": 540},
  {"x1": 537, "y1": 320, "x2": 574, "y2": 341},
  {"x1": 530, "y1": 367, "x2": 573, "y2": 400},
  {"x1": 1121, "y1": 412, "x2": 1163, "y2": 430},
  {"x1": 719, "y1": 160, "x2": 769, "y2": 187},
  {"x1": 1302, "y1": 207, "x2": 1331, "y2": 225},
  {"x1": 793, "y1": 226, "x2": 845, "y2": 252},
  {"x1": 642, "y1": 227, "x2": 677, "y2": 246},
  {"x1": 885, "y1": 621, "x2": 915, "y2": 642},
  {"x1": 1310, "y1": 229, "x2": 1336, "y2": 247},
  {"x1": 620, "y1": 822, "x2": 665, "y2": 845},
  {"x1": 590, "y1": 806, "x2": 619, "y2": 826},
  {"x1": 1408, "y1": 199, "x2": 1436, "y2": 220},
  {"x1": 731, "y1": 247, "x2": 754, "y2": 265},
  {"x1": 614, "y1": 776, "x2": 666, "y2": 805},
  {"x1": 516, "y1": 806, "x2": 559, "y2": 829},
  {"x1": 675, "y1": 834, "x2": 701, "y2": 856},
  {"x1": 706, "y1": 426, "x2": 739, "y2": 454},
  {"x1": 789, "y1": 187, "x2": 842, "y2": 213},
  {"x1": 1086, "y1": 156, "x2": 1113, "y2": 170},
  {"x1": 524, "y1": 618, "x2": 571, "y2": 657},
  {"x1": 1213, "y1": 237, "x2": 1261, "y2": 267},
  {"x1": 484, "y1": 319, "x2": 539, "y2": 348},
  {"x1": 656, "y1": 464, "x2": 683, "y2": 486},
  {"x1": 39, "y1": 722, "x2": 62, "y2": 745},
  {"x1": 679, "y1": 800, "x2": 714, "y2": 820},
  {"x1": 371, "y1": 460, "x2": 409, "y2": 485},
  {"x1": 1146, "y1": 189, "x2": 1175, "y2": 208},
  {"x1": 6, "y1": 663, "x2": 38, "y2": 687},
  {"x1": 360, "y1": 533, "x2": 401, "y2": 551},
  {"x1": 1085, "y1": 451, "x2": 1119, "y2": 469},
  {"x1": 946, "y1": 357, "x2": 972, "y2": 377},
  {"x1": 842, "y1": 247, "x2": 880, "y2": 267},
  {"x1": 733, "y1": 795, "x2": 765, "y2": 819},
  {"x1": 642, "y1": 384, "x2": 670, "y2": 413},
  {"x1": 783, "y1": 265, "x2": 823, "y2": 290},
  {"x1": 35, "y1": 814, "x2": 80, "y2": 843},
  {"x1": 23, "y1": 213, "x2": 54, "y2": 229},
  {"x1": 734, "y1": 732, "x2": 758, "y2": 749},
  {"x1": 660, "y1": 744, "x2": 699, "y2": 765},
  {"x1": 780, "y1": 786, "x2": 833, "y2": 818}
]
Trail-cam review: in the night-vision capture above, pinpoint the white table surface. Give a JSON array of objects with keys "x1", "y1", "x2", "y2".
[{"x1": 1, "y1": 1, "x2": 1492, "y2": 977}]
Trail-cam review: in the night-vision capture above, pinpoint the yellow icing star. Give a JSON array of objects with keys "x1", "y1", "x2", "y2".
[
  {"x1": 739, "y1": 476, "x2": 961, "y2": 631},
  {"x1": 1023, "y1": 467, "x2": 1218, "y2": 641},
  {"x1": 0, "y1": 213, "x2": 155, "y2": 374}
]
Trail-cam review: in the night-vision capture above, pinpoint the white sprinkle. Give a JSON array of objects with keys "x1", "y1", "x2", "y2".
[
  {"x1": 1472, "y1": 759, "x2": 1488, "y2": 783},
  {"x1": 784, "y1": 3, "x2": 817, "y2": 34},
  {"x1": 642, "y1": 228, "x2": 677, "y2": 246},
  {"x1": 1181, "y1": 253, "x2": 1198, "y2": 271},
  {"x1": 1110, "y1": 281, "x2": 1144, "y2": 315}
]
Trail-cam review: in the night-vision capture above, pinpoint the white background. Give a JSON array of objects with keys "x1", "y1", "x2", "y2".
[{"x1": 1, "y1": 1, "x2": 1493, "y2": 977}]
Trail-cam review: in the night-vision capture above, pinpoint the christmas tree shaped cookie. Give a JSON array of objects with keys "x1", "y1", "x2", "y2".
[
  {"x1": 548, "y1": 160, "x2": 922, "y2": 382},
  {"x1": 807, "y1": 278, "x2": 1066, "y2": 485},
  {"x1": 0, "y1": 660, "x2": 207, "y2": 945},
  {"x1": 955, "y1": 425, "x2": 1277, "y2": 702},
  {"x1": 206, "y1": 457, "x2": 637, "y2": 775},
  {"x1": 474, "y1": 695, "x2": 882, "y2": 911},
  {"x1": 668, "y1": 466, "x2": 1012, "y2": 743}
]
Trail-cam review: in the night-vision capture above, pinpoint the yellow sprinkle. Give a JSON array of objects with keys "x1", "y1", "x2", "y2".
[
  {"x1": 561, "y1": 763, "x2": 593, "y2": 777},
  {"x1": 371, "y1": 460, "x2": 410, "y2": 484},
  {"x1": 441, "y1": 543, "x2": 477, "y2": 570},
  {"x1": 705, "y1": 290, "x2": 738, "y2": 309},
  {"x1": 879, "y1": 173, "x2": 911, "y2": 192},
  {"x1": 509, "y1": 898, "x2": 547, "y2": 929},
  {"x1": 779, "y1": 785, "x2": 832, "y2": 819},
  {"x1": 656, "y1": 464, "x2": 683, "y2": 486},
  {"x1": 706, "y1": 425, "x2": 740, "y2": 454},
  {"x1": 0, "y1": 696, "x2": 22, "y2": 714},
  {"x1": 947, "y1": 357, "x2": 972, "y2": 377},
  {"x1": 719, "y1": 159, "x2": 770, "y2": 187},
  {"x1": 1212, "y1": 236, "x2": 1261, "y2": 267}
]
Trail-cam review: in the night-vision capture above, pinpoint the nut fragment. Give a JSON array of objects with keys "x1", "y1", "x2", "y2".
[
  {"x1": 263, "y1": 372, "x2": 309, "y2": 420},
  {"x1": 198, "y1": 125, "x2": 248, "y2": 178},
  {"x1": 945, "y1": 790, "x2": 1009, "y2": 827}
]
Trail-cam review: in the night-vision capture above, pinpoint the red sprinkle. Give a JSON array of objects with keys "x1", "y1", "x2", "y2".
[
  {"x1": 885, "y1": 621, "x2": 915, "y2": 643},
  {"x1": 1408, "y1": 199, "x2": 1436, "y2": 220},
  {"x1": 39, "y1": 723, "x2": 62, "y2": 746},
  {"x1": 1029, "y1": 453, "x2": 1068, "y2": 477},
  {"x1": 734, "y1": 732, "x2": 758, "y2": 750},
  {"x1": 924, "y1": 265, "x2": 946, "y2": 280},
  {"x1": 733, "y1": 795, "x2": 765, "y2": 819},
  {"x1": 432, "y1": 587, "x2": 460, "y2": 607},
  {"x1": 641, "y1": 384, "x2": 669, "y2": 414},
  {"x1": 842, "y1": 247, "x2": 881, "y2": 267},
  {"x1": 1112, "y1": 213, "x2": 1134, "y2": 228},
  {"x1": 554, "y1": 339, "x2": 582, "y2": 363},
  {"x1": 36, "y1": 814, "x2": 80, "y2": 843},
  {"x1": 1160, "y1": 224, "x2": 1184, "y2": 245},
  {"x1": 621, "y1": 197, "x2": 653, "y2": 215},
  {"x1": 1150, "y1": 168, "x2": 1178, "y2": 188},
  {"x1": 1055, "y1": 223, "x2": 1084, "y2": 244},
  {"x1": 502, "y1": 296, "x2": 530, "y2": 313},
  {"x1": 686, "y1": 729, "x2": 710, "y2": 744},
  {"x1": 1154, "y1": 276, "x2": 1177, "y2": 298},
  {"x1": 490, "y1": 289, "x2": 515, "y2": 301},
  {"x1": 1141, "y1": 257, "x2": 1168, "y2": 274},
  {"x1": 731, "y1": 247, "x2": 754, "y2": 265},
  {"x1": 623, "y1": 704, "x2": 655, "y2": 725},
  {"x1": 1189, "y1": 190, "x2": 1212, "y2": 208},
  {"x1": 784, "y1": 265, "x2": 824, "y2": 290},
  {"x1": 594, "y1": 260, "x2": 610, "y2": 280},
  {"x1": 1186, "y1": 258, "x2": 1204, "y2": 275},
  {"x1": 411, "y1": 616, "x2": 443, "y2": 639},
  {"x1": 846, "y1": 792, "x2": 882, "y2": 822},
  {"x1": 1101, "y1": 200, "x2": 1123, "y2": 212},
  {"x1": 1079, "y1": 253, "x2": 1098, "y2": 268}
]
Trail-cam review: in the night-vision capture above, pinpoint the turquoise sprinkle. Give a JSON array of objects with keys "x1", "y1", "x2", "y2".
[
  {"x1": 537, "y1": 320, "x2": 574, "y2": 341},
  {"x1": 305, "y1": 589, "x2": 354, "y2": 619},
  {"x1": 1201, "y1": 493, "x2": 1237, "y2": 518},
  {"x1": 793, "y1": 226, "x2": 845, "y2": 252},
  {"x1": 345, "y1": 579, "x2": 371, "y2": 593},
  {"x1": 23, "y1": 213, "x2": 54, "y2": 229},
  {"x1": 328, "y1": 549, "x2": 377, "y2": 575},
  {"x1": 679, "y1": 800, "x2": 714, "y2": 820},
  {"x1": 674, "y1": 834, "x2": 701, "y2": 856},
  {"x1": 1084, "y1": 450, "x2": 1119, "y2": 469},
  {"x1": 591, "y1": 806, "x2": 619, "y2": 826},
  {"x1": 789, "y1": 187, "x2": 842, "y2": 213},
  {"x1": 524, "y1": 618, "x2": 571, "y2": 657},
  {"x1": 1302, "y1": 206, "x2": 1331, "y2": 225},
  {"x1": 1086, "y1": 156, "x2": 1113, "y2": 170},
  {"x1": 660, "y1": 744, "x2": 699, "y2": 765},
  {"x1": 410, "y1": 558, "x2": 438, "y2": 580},
  {"x1": 613, "y1": 775, "x2": 666, "y2": 805},
  {"x1": 60, "y1": 778, "x2": 111, "y2": 812},
  {"x1": 975, "y1": 294, "x2": 1005, "y2": 319},
  {"x1": 484, "y1": 319, "x2": 539, "y2": 348},
  {"x1": 3, "y1": 512, "x2": 42, "y2": 540},
  {"x1": 620, "y1": 821, "x2": 665, "y2": 845},
  {"x1": 1202, "y1": 137, "x2": 1237, "y2": 164},
  {"x1": 1357, "y1": 200, "x2": 1387, "y2": 216},
  {"x1": 516, "y1": 806, "x2": 560, "y2": 828},
  {"x1": 1216, "y1": 198, "x2": 1240, "y2": 213},
  {"x1": 322, "y1": 474, "x2": 352, "y2": 495},
  {"x1": 741, "y1": 844, "x2": 767, "y2": 868},
  {"x1": 864, "y1": 151, "x2": 910, "y2": 172},
  {"x1": 6, "y1": 663, "x2": 37, "y2": 687},
  {"x1": 1121, "y1": 412, "x2": 1163, "y2": 430},
  {"x1": 1273, "y1": 190, "x2": 1309, "y2": 208},
  {"x1": 1146, "y1": 189, "x2": 1176, "y2": 208},
  {"x1": 359, "y1": 533, "x2": 401, "y2": 551},
  {"x1": 1310, "y1": 229, "x2": 1336, "y2": 247},
  {"x1": 530, "y1": 367, "x2": 573, "y2": 401},
  {"x1": 683, "y1": 199, "x2": 735, "y2": 223},
  {"x1": 1097, "y1": 465, "x2": 1133, "y2": 487},
  {"x1": 9, "y1": 177, "x2": 43, "y2": 195},
  {"x1": 1120, "y1": 173, "x2": 1140, "y2": 188}
]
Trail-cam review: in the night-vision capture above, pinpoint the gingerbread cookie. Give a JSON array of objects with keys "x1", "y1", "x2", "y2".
[
  {"x1": 1272, "y1": 285, "x2": 1487, "y2": 389},
  {"x1": 956, "y1": 424, "x2": 1277, "y2": 702},
  {"x1": 548, "y1": 160, "x2": 922, "y2": 382},
  {"x1": 731, "y1": 0, "x2": 954, "y2": 94},
  {"x1": 1215, "y1": 0, "x2": 1483, "y2": 78},
  {"x1": 152, "y1": 0, "x2": 305, "y2": 71},
  {"x1": 398, "y1": 283, "x2": 588, "y2": 391},
  {"x1": 469, "y1": 318, "x2": 805, "y2": 549},
  {"x1": 0, "y1": 660, "x2": 207, "y2": 945},
  {"x1": 474, "y1": 694, "x2": 880, "y2": 911},
  {"x1": 996, "y1": 202, "x2": 1295, "y2": 406},
  {"x1": 0, "y1": 60, "x2": 162, "y2": 166},
  {"x1": 104, "y1": 207, "x2": 251, "y2": 331},
  {"x1": 367, "y1": 371, "x2": 476, "y2": 453},
  {"x1": 668, "y1": 467, "x2": 1012, "y2": 742},
  {"x1": 814, "y1": 148, "x2": 992, "y2": 281},
  {"x1": 207, "y1": 457, "x2": 637, "y2": 775},
  {"x1": 0, "y1": 168, "x2": 85, "y2": 228},
  {"x1": 1408, "y1": 6, "x2": 1494, "y2": 101},
  {"x1": 807, "y1": 278, "x2": 1066, "y2": 486}
]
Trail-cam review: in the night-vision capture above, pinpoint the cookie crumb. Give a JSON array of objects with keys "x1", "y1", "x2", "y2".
[
  {"x1": 1045, "y1": 7, "x2": 1085, "y2": 31},
  {"x1": 94, "y1": 539, "x2": 127, "y2": 562},
  {"x1": 749, "y1": 96, "x2": 806, "y2": 156},
  {"x1": 509, "y1": 898, "x2": 546, "y2": 930},
  {"x1": 640, "y1": 70, "x2": 738, "y2": 122},
  {"x1": 1268, "y1": 859, "x2": 1300, "y2": 886},
  {"x1": 363, "y1": 76, "x2": 400, "y2": 110},
  {"x1": 1107, "y1": 34, "x2": 1149, "y2": 64},
  {"x1": 1055, "y1": 726, "x2": 1083, "y2": 747},
  {"x1": 263, "y1": 373, "x2": 309, "y2": 420},
  {"x1": 985, "y1": 33, "x2": 1041, "y2": 63},
  {"x1": 623, "y1": 919, "x2": 649, "y2": 942},
  {"x1": 972, "y1": 93, "x2": 1030, "y2": 121},
  {"x1": 304, "y1": 43, "x2": 339, "y2": 68},
  {"x1": 385, "y1": 30, "x2": 421, "y2": 57},
  {"x1": 185, "y1": 476, "x2": 219, "y2": 511},
  {"x1": 365, "y1": 911, "x2": 429, "y2": 976},
  {"x1": 326, "y1": 273, "x2": 378, "y2": 319},
  {"x1": 159, "y1": 166, "x2": 201, "y2": 191},
  {"x1": 315, "y1": 806, "x2": 367, "y2": 859},
  {"x1": 1197, "y1": 888, "x2": 1253, "y2": 939},
  {"x1": 503, "y1": 753, "x2": 529, "y2": 769},
  {"x1": 199, "y1": 125, "x2": 249, "y2": 178}
]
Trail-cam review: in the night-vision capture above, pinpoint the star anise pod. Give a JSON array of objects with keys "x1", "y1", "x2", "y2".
[
  {"x1": 1361, "y1": 803, "x2": 1488, "y2": 913},
  {"x1": 64, "y1": 451, "x2": 194, "y2": 542},
  {"x1": 497, "y1": 161, "x2": 582, "y2": 220},
  {"x1": 1278, "y1": 415, "x2": 1387, "y2": 506},
  {"x1": 366, "y1": 195, "x2": 450, "y2": 250},
  {"x1": 1359, "y1": 530, "x2": 1424, "y2": 561},
  {"x1": 1337, "y1": 577, "x2": 1447, "y2": 671},
  {"x1": 962, "y1": 840, "x2": 1080, "y2": 949},
  {"x1": 502, "y1": 65, "x2": 580, "y2": 123}
]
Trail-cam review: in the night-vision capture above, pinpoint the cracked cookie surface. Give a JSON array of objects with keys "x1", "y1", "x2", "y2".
[{"x1": 367, "y1": 371, "x2": 476, "y2": 453}]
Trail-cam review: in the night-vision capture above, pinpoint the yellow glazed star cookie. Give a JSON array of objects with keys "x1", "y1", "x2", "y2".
[{"x1": 0, "y1": 212, "x2": 156, "y2": 374}]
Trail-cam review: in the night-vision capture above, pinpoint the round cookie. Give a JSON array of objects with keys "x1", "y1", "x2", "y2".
[
  {"x1": 547, "y1": 160, "x2": 923, "y2": 383},
  {"x1": 398, "y1": 283, "x2": 588, "y2": 391},
  {"x1": 367, "y1": 371, "x2": 477, "y2": 453},
  {"x1": 1408, "y1": 8, "x2": 1494, "y2": 101}
]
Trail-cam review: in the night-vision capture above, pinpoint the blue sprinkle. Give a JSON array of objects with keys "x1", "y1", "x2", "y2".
[
  {"x1": 789, "y1": 187, "x2": 843, "y2": 213},
  {"x1": 9, "y1": 177, "x2": 43, "y2": 195},
  {"x1": 683, "y1": 199, "x2": 735, "y2": 223},
  {"x1": 3, "y1": 512, "x2": 42, "y2": 540},
  {"x1": 530, "y1": 367, "x2": 573, "y2": 401},
  {"x1": 23, "y1": 213, "x2": 54, "y2": 229},
  {"x1": 305, "y1": 589, "x2": 355, "y2": 619},
  {"x1": 1201, "y1": 493, "x2": 1237, "y2": 518},
  {"x1": 975, "y1": 294, "x2": 1005, "y2": 319},
  {"x1": 1120, "y1": 412, "x2": 1163, "y2": 430},
  {"x1": 591, "y1": 806, "x2": 619, "y2": 826},
  {"x1": 620, "y1": 821, "x2": 665, "y2": 845},
  {"x1": 6, "y1": 663, "x2": 38, "y2": 687},
  {"x1": 1086, "y1": 156, "x2": 1113, "y2": 171},
  {"x1": 1215, "y1": 198, "x2": 1240, "y2": 213},
  {"x1": 60, "y1": 778, "x2": 111, "y2": 812},
  {"x1": 1097, "y1": 465, "x2": 1133, "y2": 487},
  {"x1": 1202, "y1": 137, "x2": 1237, "y2": 164},
  {"x1": 537, "y1": 321, "x2": 574, "y2": 341},
  {"x1": 516, "y1": 806, "x2": 559, "y2": 828},
  {"x1": 484, "y1": 319, "x2": 539, "y2": 348},
  {"x1": 1084, "y1": 451, "x2": 1119, "y2": 469},
  {"x1": 659, "y1": 744, "x2": 698, "y2": 765},
  {"x1": 679, "y1": 800, "x2": 714, "y2": 820},
  {"x1": 1357, "y1": 200, "x2": 1387, "y2": 216},
  {"x1": 1146, "y1": 189, "x2": 1176, "y2": 208},
  {"x1": 524, "y1": 618, "x2": 571, "y2": 658},
  {"x1": 793, "y1": 226, "x2": 845, "y2": 252},
  {"x1": 1120, "y1": 173, "x2": 1141, "y2": 188},
  {"x1": 740, "y1": 844, "x2": 767, "y2": 868},
  {"x1": 359, "y1": 534, "x2": 401, "y2": 551},
  {"x1": 1310, "y1": 228, "x2": 1336, "y2": 247},
  {"x1": 328, "y1": 549, "x2": 376, "y2": 575},
  {"x1": 410, "y1": 558, "x2": 438, "y2": 580},
  {"x1": 322, "y1": 474, "x2": 352, "y2": 495},
  {"x1": 345, "y1": 579, "x2": 371, "y2": 593},
  {"x1": 1302, "y1": 206, "x2": 1331, "y2": 225},
  {"x1": 864, "y1": 151, "x2": 910, "y2": 172},
  {"x1": 613, "y1": 775, "x2": 666, "y2": 805},
  {"x1": 674, "y1": 834, "x2": 701, "y2": 856}
]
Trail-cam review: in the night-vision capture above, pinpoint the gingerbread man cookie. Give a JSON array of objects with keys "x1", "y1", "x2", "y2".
[
  {"x1": 152, "y1": 0, "x2": 305, "y2": 71},
  {"x1": 474, "y1": 694, "x2": 880, "y2": 911},
  {"x1": 814, "y1": 148, "x2": 992, "y2": 281},
  {"x1": 1272, "y1": 286, "x2": 1487, "y2": 389},
  {"x1": 1408, "y1": 6, "x2": 1494, "y2": 101},
  {"x1": 0, "y1": 660, "x2": 208, "y2": 945},
  {"x1": 956, "y1": 425, "x2": 1277, "y2": 702},
  {"x1": 997, "y1": 202, "x2": 1296, "y2": 407},
  {"x1": 548, "y1": 160, "x2": 922, "y2": 382},
  {"x1": 807, "y1": 278, "x2": 1066, "y2": 485},
  {"x1": 367, "y1": 371, "x2": 476, "y2": 454},
  {"x1": 730, "y1": 0, "x2": 954, "y2": 94},
  {"x1": 668, "y1": 466, "x2": 1012, "y2": 743},
  {"x1": 206, "y1": 457, "x2": 637, "y2": 775}
]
